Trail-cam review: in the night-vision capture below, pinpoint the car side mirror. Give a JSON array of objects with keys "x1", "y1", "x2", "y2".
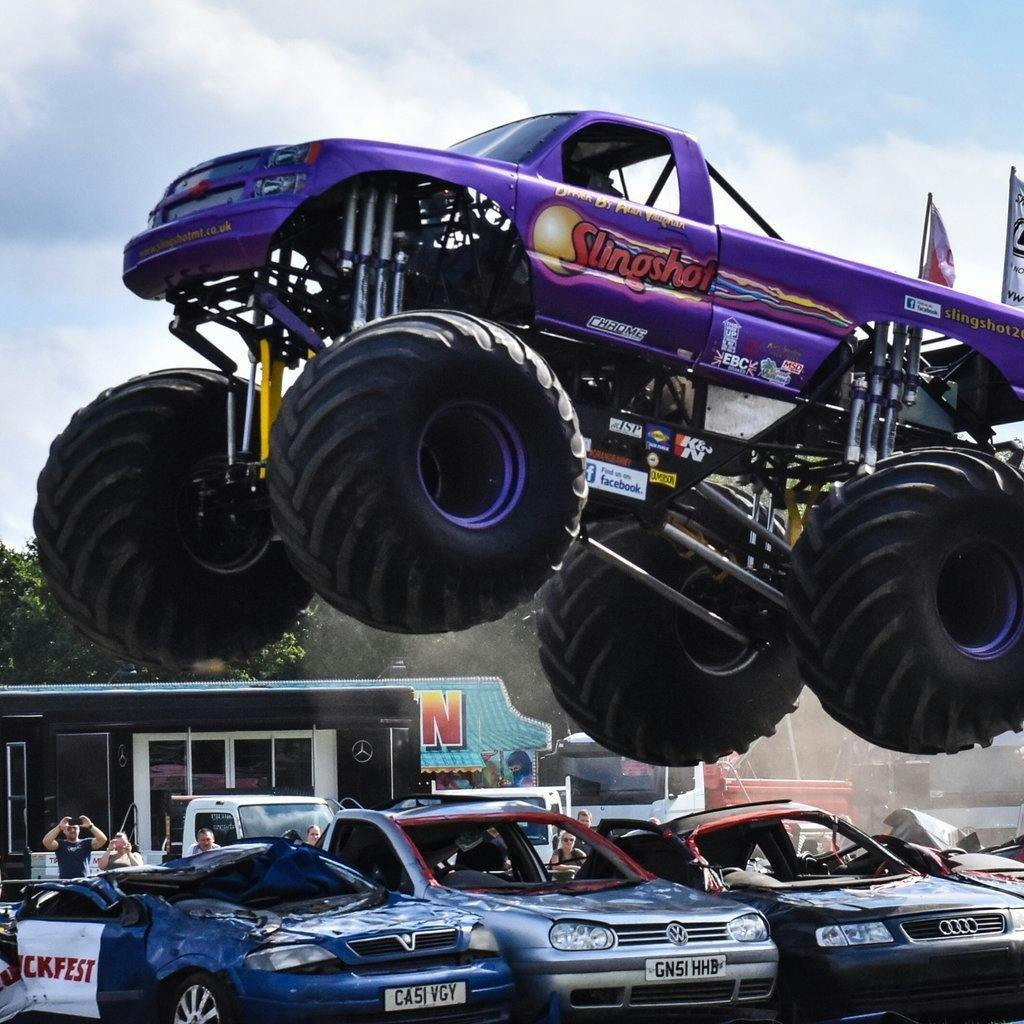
[{"x1": 119, "y1": 897, "x2": 147, "y2": 927}]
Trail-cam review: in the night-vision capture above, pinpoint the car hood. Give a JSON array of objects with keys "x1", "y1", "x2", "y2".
[
  {"x1": 440, "y1": 880, "x2": 745, "y2": 921},
  {"x1": 728, "y1": 875, "x2": 1016, "y2": 923},
  {"x1": 277, "y1": 897, "x2": 472, "y2": 943}
]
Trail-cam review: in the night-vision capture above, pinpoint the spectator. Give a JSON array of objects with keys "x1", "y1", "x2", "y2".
[
  {"x1": 98, "y1": 832, "x2": 143, "y2": 870},
  {"x1": 575, "y1": 809, "x2": 594, "y2": 855},
  {"x1": 549, "y1": 831, "x2": 587, "y2": 869},
  {"x1": 306, "y1": 825, "x2": 322, "y2": 845},
  {"x1": 187, "y1": 828, "x2": 221, "y2": 857},
  {"x1": 42, "y1": 815, "x2": 108, "y2": 879}
]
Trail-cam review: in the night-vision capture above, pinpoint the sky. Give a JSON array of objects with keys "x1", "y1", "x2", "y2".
[{"x1": 1, "y1": 0, "x2": 1022, "y2": 544}]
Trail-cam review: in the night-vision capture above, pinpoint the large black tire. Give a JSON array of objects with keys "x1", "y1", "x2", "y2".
[
  {"x1": 788, "y1": 448, "x2": 1024, "y2": 754},
  {"x1": 269, "y1": 311, "x2": 586, "y2": 633},
  {"x1": 164, "y1": 972, "x2": 239, "y2": 1024},
  {"x1": 538, "y1": 489, "x2": 801, "y2": 765},
  {"x1": 34, "y1": 369, "x2": 312, "y2": 669}
]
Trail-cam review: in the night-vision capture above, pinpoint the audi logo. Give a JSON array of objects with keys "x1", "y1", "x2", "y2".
[
  {"x1": 666, "y1": 922, "x2": 689, "y2": 946},
  {"x1": 938, "y1": 917, "x2": 979, "y2": 936}
]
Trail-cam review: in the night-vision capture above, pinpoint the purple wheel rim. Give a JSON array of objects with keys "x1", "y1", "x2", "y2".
[
  {"x1": 418, "y1": 401, "x2": 527, "y2": 530},
  {"x1": 936, "y1": 540, "x2": 1024, "y2": 659}
]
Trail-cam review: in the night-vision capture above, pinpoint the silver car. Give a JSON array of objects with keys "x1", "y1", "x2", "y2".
[{"x1": 320, "y1": 800, "x2": 778, "y2": 1020}]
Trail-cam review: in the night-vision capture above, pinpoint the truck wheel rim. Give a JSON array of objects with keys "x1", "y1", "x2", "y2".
[
  {"x1": 936, "y1": 540, "x2": 1024, "y2": 659},
  {"x1": 173, "y1": 984, "x2": 220, "y2": 1024},
  {"x1": 418, "y1": 401, "x2": 526, "y2": 529},
  {"x1": 675, "y1": 565, "x2": 759, "y2": 675}
]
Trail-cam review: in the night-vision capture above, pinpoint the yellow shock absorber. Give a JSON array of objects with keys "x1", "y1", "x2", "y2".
[
  {"x1": 785, "y1": 485, "x2": 822, "y2": 545},
  {"x1": 259, "y1": 338, "x2": 286, "y2": 475}
]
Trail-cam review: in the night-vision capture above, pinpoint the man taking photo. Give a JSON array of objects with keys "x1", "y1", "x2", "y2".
[{"x1": 42, "y1": 815, "x2": 108, "y2": 879}]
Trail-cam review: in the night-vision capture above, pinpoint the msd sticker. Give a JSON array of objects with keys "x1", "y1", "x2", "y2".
[
  {"x1": 585, "y1": 459, "x2": 648, "y2": 500},
  {"x1": 17, "y1": 920, "x2": 103, "y2": 1018}
]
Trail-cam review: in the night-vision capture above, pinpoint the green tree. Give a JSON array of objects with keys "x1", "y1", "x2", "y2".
[{"x1": 0, "y1": 540, "x2": 306, "y2": 683}]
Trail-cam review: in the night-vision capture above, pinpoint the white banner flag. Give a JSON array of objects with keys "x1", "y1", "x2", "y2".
[{"x1": 1003, "y1": 169, "x2": 1024, "y2": 307}]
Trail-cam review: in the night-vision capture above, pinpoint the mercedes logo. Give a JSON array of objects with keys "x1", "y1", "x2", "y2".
[
  {"x1": 938, "y1": 917, "x2": 979, "y2": 936},
  {"x1": 666, "y1": 922, "x2": 689, "y2": 946},
  {"x1": 352, "y1": 739, "x2": 374, "y2": 764}
]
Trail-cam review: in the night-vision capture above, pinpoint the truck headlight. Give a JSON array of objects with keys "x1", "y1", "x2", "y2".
[
  {"x1": 245, "y1": 943, "x2": 340, "y2": 972},
  {"x1": 254, "y1": 173, "x2": 307, "y2": 197},
  {"x1": 267, "y1": 144, "x2": 315, "y2": 166},
  {"x1": 468, "y1": 925, "x2": 500, "y2": 953},
  {"x1": 815, "y1": 921, "x2": 893, "y2": 947},
  {"x1": 727, "y1": 913, "x2": 769, "y2": 942},
  {"x1": 549, "y1": 921, "x2": 614, "y2": 951}
]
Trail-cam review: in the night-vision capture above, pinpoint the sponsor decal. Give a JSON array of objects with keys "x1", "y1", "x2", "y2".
[
  {"x1": 589, "y1": 447, "x2": 633, "y2": 467},
  {"x1": 758, "y1": 358, "x2": 792, "y2": 386},
  {"x1": 646, "y1": 452, "x2": 660, "y2": 467},
  {"x1": 721, "y1": 317, "x2": 741, "y2": 354},
  {"x1": 585, "y1": 459, "x2": 648, "y2": 500},
  {"x1": 674, "y1": 434, "x2": 713, "y2": 462},
  {"x1": 711, "y1": 349, "x2": 759, "y2": 376},
  {"x1": 17, "y1": 921, "x2": 103, "y2": 1017},
  {"x1": 650, "y1": 468, "x2": 678, "y2": 488},
  {"x1": 781, "y1": 358, "x2": 805, "y2": 375},
  {"x1": 609, "y1": 417, "x2": 643, "y2": 439},
  {"x1": 552, "y1": 184, "x2": 688, "y2": 231},
  {"x1": 587, "y1": 315, "x2": 648, "y2": 342},
  {"x1": 945, "y1": 306, "x2": 1024, "y2": 338},
  {"x1": 904, "y1": 295, "x2": 942, "y2": 319},
  {"x1": 645, "y1": 425, "x2": 672, "y2": 452}
]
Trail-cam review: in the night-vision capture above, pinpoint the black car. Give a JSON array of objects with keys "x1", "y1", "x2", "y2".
[{"x1": 598, "y1": 801, "x2": 1024, "y2": 1023}]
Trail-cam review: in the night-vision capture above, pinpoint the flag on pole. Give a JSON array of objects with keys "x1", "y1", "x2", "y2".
[
  {"x1": 922, "y1": 200, "x2": 955, "y2": 287},
  {"x1": 1002, "y1": 167, "x2": 1024, "y2": 307}
]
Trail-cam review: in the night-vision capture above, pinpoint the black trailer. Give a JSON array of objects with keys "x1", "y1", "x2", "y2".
[{"x1": 0, "y1": 679, "x2": 422, "y2": 868}]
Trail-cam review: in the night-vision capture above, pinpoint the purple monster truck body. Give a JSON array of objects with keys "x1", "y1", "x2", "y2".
[{"x1": 37, "y1": 111, "x2": 1024, "y2": 766}]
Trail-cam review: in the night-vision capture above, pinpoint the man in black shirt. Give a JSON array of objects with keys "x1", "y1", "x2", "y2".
[{"x1": 42, "y1": 815, "x2": 108, "y2": 878}]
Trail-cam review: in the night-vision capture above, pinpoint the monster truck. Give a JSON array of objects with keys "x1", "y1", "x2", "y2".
[{"x1": 35, "y1": 111, "x2": 1024, "y2": 764}]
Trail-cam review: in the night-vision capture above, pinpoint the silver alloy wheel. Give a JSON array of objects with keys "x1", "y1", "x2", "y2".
[{"x1": 173, "y1": 983, "x2": 221, "y2": 1024}]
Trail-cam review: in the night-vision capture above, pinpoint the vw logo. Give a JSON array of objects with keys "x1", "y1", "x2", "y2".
[
  {"x1": 666, "y1": 922, "x2": 689, "y2": 946},
  {"x1": 938, "y1": 917, "x2": 979, "y2": 936},
  {"x1": 352, "y1": 739, "x2": 374, "y2": 764}
]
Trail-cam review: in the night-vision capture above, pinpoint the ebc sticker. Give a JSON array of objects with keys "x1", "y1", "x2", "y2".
[
  {"x1": 585, "y1": 459, "x2": 648, "y2": 500},
  {"x1": 18, "y1": 920, "x2": 103, "y2": 1017}
]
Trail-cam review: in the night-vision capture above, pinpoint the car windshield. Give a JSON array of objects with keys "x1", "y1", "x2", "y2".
[
  {"x1": 450, "y1": 114, "x2": 575, "y2": 163},
  {"x1": 238, "y1": 802, "x2": 334, "y2": 838},
  {"x1": 686, "y1": 813, "x2": 913, "y2": 891},
  {"x1": 403, "y1": 815, "x2": 643, "y2": 891}
]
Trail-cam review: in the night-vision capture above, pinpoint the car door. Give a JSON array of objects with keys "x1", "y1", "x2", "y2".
[
  {"x1": 17, "y1": 884, "x2": 153, "y2": 1023},
  {"x1": 516, "y1": 117, "x2": 718, "y2": 361}
]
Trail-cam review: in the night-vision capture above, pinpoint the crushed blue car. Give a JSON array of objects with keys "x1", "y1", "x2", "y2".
[{"x1": 0, "y1": 838, "x2": 512, "y2": 1023}]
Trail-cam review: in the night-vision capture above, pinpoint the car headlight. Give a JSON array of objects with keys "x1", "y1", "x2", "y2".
[
  {"x1": 549, "y1": 921, "x2": 614, "y2": 951},
  {"x1": 1010, "y1": 909, "x2": 1024, "y2": 931},
  {"x1": 245, "y1": 943, "x2": 340, "y2": 972},
  {"x1": 815, "y1": 921, "x2": 893, "y2": 947},
  {"x1": 254, "y1": 173, "x2": 307, "y2": 197},
  {"x1": 468, "y1": 925, "x2": 500, "y2": 953},
  {"x1": 267, "y1": 144, "x2": 315, "y2": 166},
  {"x1": 727, "y1": 913, "x2": 769, "y2": 942}
]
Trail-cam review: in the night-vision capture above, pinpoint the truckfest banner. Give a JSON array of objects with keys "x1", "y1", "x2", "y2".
[{"x1": 1003, "y1": 168, "x2": 1024, "y2": 308}]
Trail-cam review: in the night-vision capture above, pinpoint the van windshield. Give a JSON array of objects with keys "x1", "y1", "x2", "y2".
[{"x1": 239, "y1": 802, "x2": 334, "y2": 838}]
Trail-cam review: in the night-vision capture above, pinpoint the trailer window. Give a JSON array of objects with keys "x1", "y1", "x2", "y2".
[
  {"x1": 193, "y1": 811, "x2": 238, "y2": 847},
  {"x1": 561, "y1": 122, "x2": 679, "y2": 213}
]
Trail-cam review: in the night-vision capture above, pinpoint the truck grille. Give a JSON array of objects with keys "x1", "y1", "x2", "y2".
[
  {"x1": 613, "y1": 921, "x2": 731, "y2": 946},
  {"x1": 901, "y1": 913, "x2": 1005, "y2": 941},
  {"x1": 348, "y1": 928, "x2": 459, "y2": 957},
  {"x1": 630, "y1": 980, "x2": 736, "y2": 1005}
]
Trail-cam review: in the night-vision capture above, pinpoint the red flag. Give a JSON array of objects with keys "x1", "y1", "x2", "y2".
[{"x1": 923, "y1": 201, "x2": 955, "y2": 287}]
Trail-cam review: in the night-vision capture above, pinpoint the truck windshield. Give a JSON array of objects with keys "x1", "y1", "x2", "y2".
[
  {"x1": 239, "y1": 802, "x2": 334, "y2": 838},
  {"x1": 564, "y1": 755, "x2": 665, "y2": 804},
  {"x1": 450, "y1": 113, "x2": 574, "y2": 163}
]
